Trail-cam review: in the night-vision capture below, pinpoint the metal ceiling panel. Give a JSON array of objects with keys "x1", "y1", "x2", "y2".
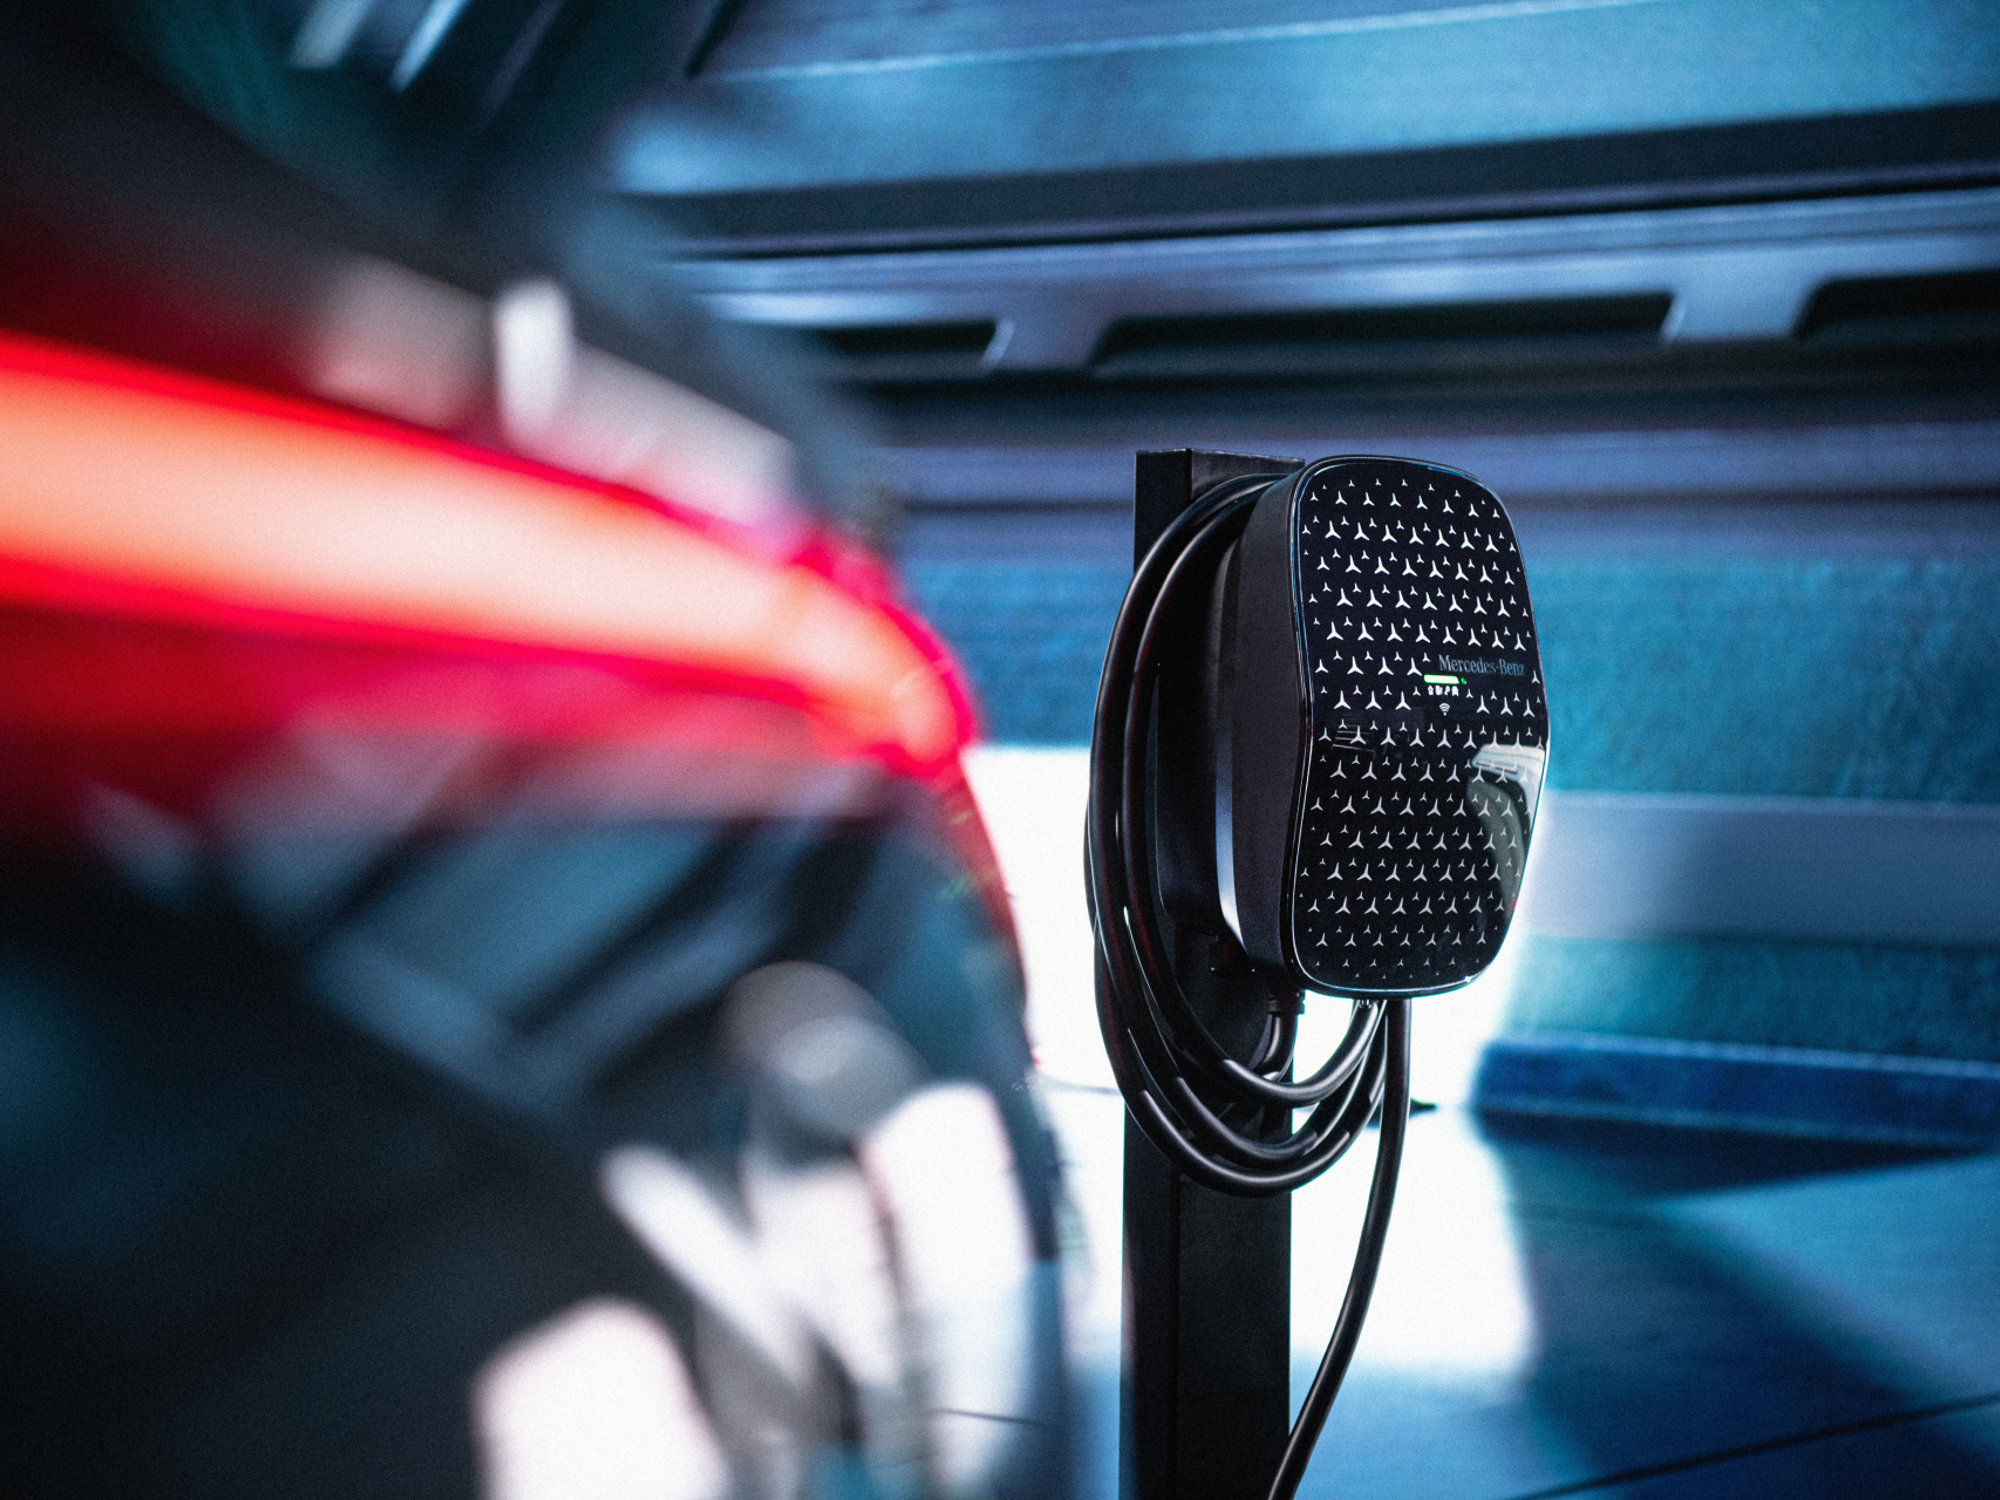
[
  {"x1": 677, "y1": 187, "x2": 2000, "y2": 368},
  {"x1": 622, "y1": 0, "x2": 2000, "y2": 197}
]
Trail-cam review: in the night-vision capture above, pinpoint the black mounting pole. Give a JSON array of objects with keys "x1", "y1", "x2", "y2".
[{"x1": 1122, "y1": 450, "x2": 1300, "y2": 1500}]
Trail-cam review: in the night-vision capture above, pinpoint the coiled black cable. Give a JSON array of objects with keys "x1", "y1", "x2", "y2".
[{"x1": 1085, "y1": 477, "x2": 1413, "y2": 1500}]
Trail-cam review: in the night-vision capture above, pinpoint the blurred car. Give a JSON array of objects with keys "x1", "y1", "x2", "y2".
[{"x1": 0, "y1": 8, "x2": 1069, "y2": 1498}]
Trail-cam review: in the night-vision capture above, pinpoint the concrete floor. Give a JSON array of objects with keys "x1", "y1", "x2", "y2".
[{"x1": 967, "y1": 748, "x2": 2000, "y2": 1499}]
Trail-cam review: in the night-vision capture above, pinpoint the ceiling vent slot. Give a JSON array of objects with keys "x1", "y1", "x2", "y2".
[
  {"x1": 808, "y1": 320, "x2": 1000, "y2": 379},
  {"x1": 1799, "y1": 268, "x2": 2000, "y2": 347},
  {"x1": 1092, "y1": 294, "x2": 1672, "y2": 378}
]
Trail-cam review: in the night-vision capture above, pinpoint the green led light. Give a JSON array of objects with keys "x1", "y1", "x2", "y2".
[{"x1": 1424, "y1": 674, "x2": 1463, "y2": 685}]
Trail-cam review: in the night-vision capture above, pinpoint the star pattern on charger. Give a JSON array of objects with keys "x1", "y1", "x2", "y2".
[{"x1": 1287, "y1": 460, "x2": 1551, "y2": 993}]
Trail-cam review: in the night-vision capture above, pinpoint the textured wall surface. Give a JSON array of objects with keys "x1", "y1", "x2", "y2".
[
  {"x1": 1507, "y1": 503, "x2": 2000, "y2": 1063},
  {"x1": 1507, "y1": 936, "x2": 2000, "y2": 1063},
  {"x1": 905, "y1": 557, "x2": 1127, "y2": 746},
  {"x1": 1524, "y1": 518, "x2": 2000, "y2": 802}
]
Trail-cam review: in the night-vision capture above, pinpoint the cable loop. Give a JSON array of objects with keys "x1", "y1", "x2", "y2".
[{"x1": 1086, "y1": 475, "x2": 1394, "y2": 1197}]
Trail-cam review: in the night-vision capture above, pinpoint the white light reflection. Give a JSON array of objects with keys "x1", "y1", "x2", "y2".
[
  {"x1": 493, "y1": 280, "x2": 574, "y2": 445},
  {"x1": 302, "y1": 266, "x2": 800, "y2": 532},
  {"x1": 1296, "y1": 1113, "x2": 1535, "y2": 1386},
  {"x1": 289, "y1": 0, "x2": 371, "y2": 69},
  {"x1": 604, "y1": 1081, "x2": 1039, "y2": 1498},
  {"x1": 494, "y1": 280, "x2": 795, "y2": 530},
  {"x1": 860, "y1": 1083, "x2": 1038, "y2": 1495},
  {"x1": 961, "y1": 746, "x2": 1106, "y2": 1089},
  {"x1": 740, "y1": 1149, "x2": 926, "y2": 1489},
  {"x1": 1292, "y1": 953, "x2": 1536, "y2": 1385},
  {"x1": 599, "y1": 1146, "x2": 814, "y2": 1389},
  {"x1": 1408, "y1": 920, "x2": 1526, "y2": 1111},
  {"x1": 392, "y1": 0, "x2": 476, "y2": 90},
  {"x1": 473, "y1": 1299, "x2": 728, "y2": 1500},
  {"x1": 309, "y1": 257, "x2": 488, "y2": 431}
]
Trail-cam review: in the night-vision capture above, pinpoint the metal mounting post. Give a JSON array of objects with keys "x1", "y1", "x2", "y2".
[{"x1": 1121, "y1": 450, "x2": 1300, "y2": 1500}]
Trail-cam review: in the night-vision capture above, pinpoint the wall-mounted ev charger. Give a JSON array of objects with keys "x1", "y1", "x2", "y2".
[{"x1": 1088, "y1": 452, "x2": 1549, "y2": 1500}]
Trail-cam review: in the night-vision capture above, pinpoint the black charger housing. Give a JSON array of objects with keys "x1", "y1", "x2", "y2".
[{"x1": 1209, "y1": 456, "x2": 1550, "y2": 996}]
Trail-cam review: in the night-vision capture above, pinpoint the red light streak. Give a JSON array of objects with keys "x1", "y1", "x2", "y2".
[{"x1": 0, "y1": 328, "x2": 973, "y2": 775}]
